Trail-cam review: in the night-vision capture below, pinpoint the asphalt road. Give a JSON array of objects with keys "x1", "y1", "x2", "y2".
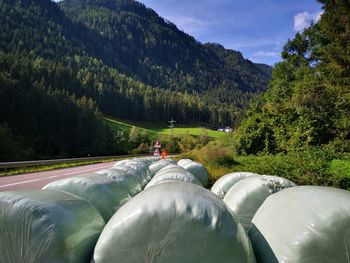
[{"x1": 0, "y1": 161, "x2": 117, "y2": 191}]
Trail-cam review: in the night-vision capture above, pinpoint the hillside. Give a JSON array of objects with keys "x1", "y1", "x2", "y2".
[
  {"x1": 0, "y1": 0, "x2": 271, "y2": 110},
  {"x1": 0, "y1": 0, "x2": 271, "y2": 160},
  {"x1": 59, "y1": 0, "x2": 272, "y2": 106}
]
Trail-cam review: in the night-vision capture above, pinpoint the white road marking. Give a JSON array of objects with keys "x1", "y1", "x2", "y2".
[{"x1": 0, "y1": 179, "x2": 41, "y2": 188}]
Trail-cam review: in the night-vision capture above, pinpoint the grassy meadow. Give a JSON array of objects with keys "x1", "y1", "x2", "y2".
[{"x1": 104, "y1": 116, "x2": 225, "y2": 139}]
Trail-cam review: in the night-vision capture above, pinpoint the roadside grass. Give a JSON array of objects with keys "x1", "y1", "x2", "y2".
[
  {"x1": 103, "y1": 116, "x2": 225, "y2": 139},
  {"x1": 180, "y1": 144, "x2": 350, "y2": 190},
  {"x1": 0, "y1": 158, "x2": 121, "y2": 177}
]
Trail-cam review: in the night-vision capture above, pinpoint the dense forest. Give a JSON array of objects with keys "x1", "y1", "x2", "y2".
[
  {"x1": 233, "y1": 0, "x2": 350, "y2": 155},
  {"x1": 0, "y1": 0, "x2": 273, "y2": 160}
]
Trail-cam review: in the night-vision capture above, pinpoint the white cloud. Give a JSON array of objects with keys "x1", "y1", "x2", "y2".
[
  {"x1": 252, "y1": 50, "x2": 280, "y2": 58},
  {"x1": 293, "y1": 11, "x2": 323, "y2": 32}
]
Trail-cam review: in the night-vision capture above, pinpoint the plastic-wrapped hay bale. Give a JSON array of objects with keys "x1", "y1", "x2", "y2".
[
  {"x1": 249, "y1": 186, "x2": 350, "y2": 263},
  {"x1": 152, "y1": 164, "x2": 201, "y2": 183},
  {"x1": 120, "y1": 165, "x2": 150, "y2": 188},
  {"x1": 148, "y1": 159, "x2": 176, "y2": 176},
  {"x1": 113, "y1": 159, "x2": 153, "y2": 184},
  {"x1": 96, "y1": 168, "x2": 143, "y2": 196},
  {"x1": 211, "y1": 172, "x2": 260, "y2": 198},
  {"x1": 155, "y1": 163, "x2": 189, "y2": 176},
  {"x1": 92, "y1": 182, "x2": 256, "y2": 263},
  {"x1": 178, "y1": 161, "x2": 209, "y2": 187},
  {"x1": 122, "y1": 161, "x2": 152, "y2": 182},
  {"x1": 177, "y1": 158, "x2": 193, "y2": 167},
  {"x1": 43, "y1": 174, "x2": 133, "y2": 222},
  {"x1": 0, "y1": 190, "x2": 105, "y2": 263},
  {"x1": 223, "y1": 176, "x2": 296, "y2": 231},
  {"x1": 145, "y1": 168, "x2": 202, "y2": 189},
  {"x1": 114, "y1": 159, "x2": 131, "y2": 167},
  {"x1": 114, "y1": 158, "x2": 152, "y2": 168},
  {"x1": 177, "y1": 159, "x2": 209, "y2": 187}
]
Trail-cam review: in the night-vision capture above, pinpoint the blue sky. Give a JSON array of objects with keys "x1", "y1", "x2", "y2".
[{"x1": 139, "y1": 0, "x2": 323, "y2": 65}]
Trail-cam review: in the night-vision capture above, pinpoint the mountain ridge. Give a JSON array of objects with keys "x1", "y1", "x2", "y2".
[
  {"x1": 0, "y1": 0, "x2": 272, "y2": 160},
  {"x1": 58, "y1": 0, "x2": 272, "y2": 100}
]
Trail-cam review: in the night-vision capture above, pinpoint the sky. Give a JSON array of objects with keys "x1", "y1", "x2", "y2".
[{"x1": 139, "y1": 0, "x2": 323, "y2": 65}]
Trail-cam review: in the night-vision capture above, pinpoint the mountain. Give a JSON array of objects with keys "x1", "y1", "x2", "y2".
[
  {"x1": 0, "y1": 0, "x2": 272, "y2": 160},
  {"x1": 59, "y1": 0, "x2": 272, "y2": 104}
]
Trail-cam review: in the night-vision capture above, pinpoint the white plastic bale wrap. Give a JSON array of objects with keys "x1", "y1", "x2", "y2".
[
  {"x1": 145, "y1": 164, "x2": 202, "y2": 189},
  {"x1": 43, "y1": 174, "x2": 133, "y2": 222},
  {"x1": 177, "y1": 158, "x2": 193, "y2": 167},
  {"x1": 96, "y1": 168, "x2": 143, "y2": 196},
  {"x1": 178, "y1": 160, "x2": 209, "y2": 187},
  {"x1": 122, "y1": 161, "x2": 152, "y2": 182},
  {"x1": 115, "y1": 159, "x2": 153, "y2": 185},
  {"x1": 92, "y1": 182, "x2": 256, "y2": 263},
  {"x1": 211, "y1": 172, "x2": 260, "y2": 198},
  {"x1": 249, "y1": 186, "x2": 350, "y2": 263},
  {"x1": 148, "y1": 159, "x2": 176, "y2": 176},
  {"x1": 223, "y1": 176, "x2": 296, "y2": 231},
  {"x1": 0, "y1": 190, "x2": 105, "y2": 263}
]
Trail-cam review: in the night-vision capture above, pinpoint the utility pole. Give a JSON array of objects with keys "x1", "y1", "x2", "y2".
[{"x1": 168, "y1": 117, "x2": 176, "y2": 136}]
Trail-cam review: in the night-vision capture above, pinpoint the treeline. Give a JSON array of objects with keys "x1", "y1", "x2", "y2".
[
  {"x1": 0, "y1": 54, "x2": 117, "y2": 161},
  {"x1": 233, "y1": 0, "x2": 350, "y2": 155}
]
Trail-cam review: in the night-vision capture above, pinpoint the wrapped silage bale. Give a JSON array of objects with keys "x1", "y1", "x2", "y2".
[
  {"x1": 223, "y1": 176, "x2": 296, "y2": 231},
  {"x1": 148, "y1": 159, "x2": 177, "y2": 176},
  {"x1": 114, "y1": 159, "x2": 131, "y2": 167},
  {"x1": 114, "y1": 158, "x2": 153, "y2": 169},
  {"x1": 43, "y1": 174, "x2": 133, "y2": 222},
  {"x1": 120, "y1": 161, "x2": 152, "y2": 183},
  {"x1": 0, "y1": 190, "x2": 105, "y2": 263},
  {"x1": 211, "y1": 172, "x2": 260, "y2": 198},
  {"x1": 178, "y1": 160, "x2": 209, "y2": 187},
  {"x1": 145, "y1": 165, "x2": 202, "y2": 189},
  {"x1": 113, "y1": 164, "x2": 149, "y2": 189},
  {"x1": 96, "y1": 168, "x2": 143, "y2": 196},
  {"x1": 177, "y1": 158, "x2": 193, "y2": 167},
  {"x1": 249, "y1": 186, "x2": 350, "y2": 263},
  {"x1": 92, "y1": 182, "x2": 256, "y2": 263}
]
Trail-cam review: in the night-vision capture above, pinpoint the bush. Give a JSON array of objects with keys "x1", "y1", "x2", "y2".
[
  {"x1": 132, "y1": 143, "x2": 150, "y2": 154},
  {"x1": 184, "y1": 143, "x2": 350, "y2": 190},
  {"x1": 178, "y1": 135, "x2": 198, "y2": 152},
  {"x1": 159, "y1": 135, "x2": 180, "y2": 153},
  {"x1": 329, "y1": 159, "x2": 350, "y2": 190}
]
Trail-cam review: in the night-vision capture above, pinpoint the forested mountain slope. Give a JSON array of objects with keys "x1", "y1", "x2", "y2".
[
  {"x1": 0, "y1": 0, "x2": 272, "y2": 160},
  {"x1": 59, "y1": 0, "x2": 271, "y2": 104}
]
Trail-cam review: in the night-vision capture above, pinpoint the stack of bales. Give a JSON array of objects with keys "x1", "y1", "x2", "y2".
[
  {"x1": 211, "y1": 170, "x2": 350, "y2": 263},
  {"x1": 2, "y1": 157, "x2": 350, "y2": 263},
  {"x1": 92, "y1": 182, "x2": 256, "y2": 263}
]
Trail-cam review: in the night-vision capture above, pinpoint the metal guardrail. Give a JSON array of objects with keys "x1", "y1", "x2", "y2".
[{"x1": 0, "y1": 154, "x2": 148, "y2": 169}]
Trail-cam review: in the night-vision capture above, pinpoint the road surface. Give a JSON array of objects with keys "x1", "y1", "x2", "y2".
[{"x1": 0, "y1": 161, "x2": 117, "y2": 191}]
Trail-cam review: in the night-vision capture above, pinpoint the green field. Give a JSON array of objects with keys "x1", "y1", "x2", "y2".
[{"x1": 104, "y1": 116, "x2": 225, "y2": 139}]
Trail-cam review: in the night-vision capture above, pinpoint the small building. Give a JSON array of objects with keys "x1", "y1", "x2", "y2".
[{"x1": 224, "y1": 127, "x2": 233, "y2": 133}]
